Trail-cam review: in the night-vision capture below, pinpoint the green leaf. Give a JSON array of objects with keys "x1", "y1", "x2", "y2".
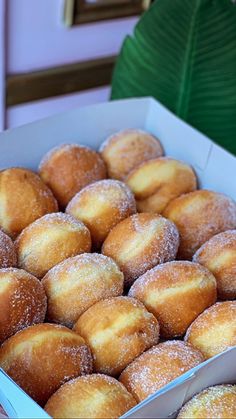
[{"x1": 111, "y1": 0, "x2": 236, "y2": 155}]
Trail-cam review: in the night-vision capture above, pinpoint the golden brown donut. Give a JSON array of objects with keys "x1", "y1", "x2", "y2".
[
  {"x1": 0, "y1": 323, "x2": 93, "y2": 406},
  {"x1": 15, "y1": 213, "x2": 91, "y2": 279},
  {"x1": 39, "y1": 144, "x2": 107, "y2": 208},
  {"x1": 177, "y1": 385, "x2": 236, "y2": 419},
  {"x1": 0, "y1": 268, "x2": 47, "y2": 343},
  {"x1": 163, "y1": 190, "x2": 236, "y2": 259},
  {"x1": 119, "y1": 341, "x2": 204, "y2": 403},
  {"x1": 99, "y1": 129, "x2": 163, "y2": 180},
  {"x1": 129, "y1": 261, "x2": 217, "y2": 338},
  {"x1": 73, "y1": 296, "x2": 160, "y2": 376},
  {"x1": 102, "y1": 213, "x2": 179, "y2": 287},
  {"x1": 42, "y1": 253, "x2": 124, "y2": 327},
  {"x1": 45, "y1": 374, "x2": 136, "y2": 419},
  {"x1": 193, "y1": 230, "x2": 236, "y2": 300},
  {"x1": 0, "y1": 167, "x2": 58, "y2": 238},
  {"x1": 185, "y1": 301, "x2": 236, "y2": 359},
  {"x1": 66, "y1": 180, "x2": 136, "y2": 248},
  {"x1": 126, "y1": 157, "x2": 197, "y2": 213},
  {"x1": 0, "y1": 230, "x2": 17, "y2": 268}
]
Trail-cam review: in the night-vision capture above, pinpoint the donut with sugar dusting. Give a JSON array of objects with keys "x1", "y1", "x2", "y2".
[
  {"x1": 42, "y1": 253, "x2": 124, "y2": 328},
  {"x1": 0, "y1": 230, "x2": 17, "y2": 268},
  {"x1": 0, "y1": 268, "x2": 46, "y2": 344},
  {"x1": 163, "y1": 190, "x2": 236, "y2": 259},
  {"x1": 73, "y1": 296, "x2": 160, "y2": 376},
  {"x1": 66, "y1": 180, "x2": 136, "y2": 248},
  {"x1": 126, "y1": 157, "x2": 197, "y2": 213},
  {"x1": 0, "y1": 167, "x2": 58, "y2": 238},
  {"x1": 15, "y1": 213, "x2": 91, "y2": 279},
  {"x1": 45, "y1": 374, "x2": 136, "y2": 419},
  {"x1": 129, "y1": 261, "x2": 217, "y2": 339},
  {"x1": 119, "y1": 340, "x2": 204, "y2": 403},
  {"x1": 177, "y1": 385, "x2": 236, "y2": 418},
  {"x1": 39, "y1": 144, "x2": 107, "y2": 208},
  {"x1": 0, "y1": 323, "x2": 93, "y2": 406},
  {"x1": 99, "y1": 129, "x2": 163, "y2": 180},
  {"x1": 185, "y1": 301, "x2": 236, "y2": 359},
  {"x1": 102, "y1": 213, "x2": 179, "y2": 287},
  {"x1": 193, "y1": 230, "x2": 236, "y2": 300}
]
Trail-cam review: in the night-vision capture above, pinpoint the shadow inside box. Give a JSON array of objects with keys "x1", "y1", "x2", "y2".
[{"x1": 0, "y1": 405, "x2": 7, "y2": 419}]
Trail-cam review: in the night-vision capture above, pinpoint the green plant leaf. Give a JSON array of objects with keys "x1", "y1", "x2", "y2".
[{"x1": 111, "y1": 0, "x2": 236, "y2": 155}]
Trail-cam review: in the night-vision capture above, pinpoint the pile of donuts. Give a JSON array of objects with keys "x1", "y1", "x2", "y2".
[{"x1": 0, "y1": 129, "x2": 235, "y2": 419}]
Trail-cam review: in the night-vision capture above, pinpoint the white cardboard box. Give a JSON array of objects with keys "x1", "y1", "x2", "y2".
[{"x1": 0, "y1": 97, "x2": 235, "y2": 418}]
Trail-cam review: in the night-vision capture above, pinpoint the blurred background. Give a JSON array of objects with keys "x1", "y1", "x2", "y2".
[{"x1": 0, "y1": 0, "x2": 152, "y2": 131}]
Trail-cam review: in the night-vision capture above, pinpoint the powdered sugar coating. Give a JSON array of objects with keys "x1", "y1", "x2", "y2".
[
  {"x1": 177, "y1": 385, "x2": 236, "y2": 418},
  {"x1": 129, "y1": 260, "x2": 213, "y2": 291},
  {"x1": 42, "y1": 253, "x2": 124, "y2": 327},
  {"x1": 39, "y1": 143, "x2": 94, "y2": 170},
  {"x1": 0, "y1": 323, "x2": 93, "y2": 406},
  {"x1": 102, "y1": 213, "x2": 179, "y2": 287},
  {"x1": 0, "y1": 167, "x2": 58, "y2": 238},
  {"x1": 193, "y1": 230, "x2": 236, "y2": 299},
  {"x1": 39, "y1": 143, "x2": 107, "y2": 208},
  {"x1": 66, "y1": 179, "x2": 136, "y2": 248},
  {"x1": 45, "y1": 373, "x2": 136, "y2": 419},
  {"x1": 74, "y1": 296, "x2": 160, "y2": 376},
  {"x1": 67, "y1": 179, "x2": 136, "y2": 215},
  {"x1": 126, "y1": 156, "x2": 197, "y2": 214},
  {"x1": 119, "y1": 340, "x2": 204, "y2": 402},
  {"x1": 0, "y1": 268, "x2": 47, "y2": 343},
  {"x1": 15, "y1": 213, "x2": 91, "y2": 279},
  {"x1": 185, "y1": 301, "x2": 236, "y2": 358},
  {"x1": 129, "y1": 261, "x2": 217, "y2": 338},
  {"x1": 194, "y1": 230, "x2": 236, "y2": 260},
  {"x1": 0, "y1": 230, "x2": 17, "y2": 268},
  {"x1": 163, "y1": 190, "x2": 236, "y2": 260},
  {"x1": 18, "y1": 212, "x2": 89, "y2": 233},
  {"x1": 99, "y1": 129, "x2": 163, "y2": 180}
]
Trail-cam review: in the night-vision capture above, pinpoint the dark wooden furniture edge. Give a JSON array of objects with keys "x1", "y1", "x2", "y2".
[{"x1": 6, "y1": 55, "x2": 116, "y2": 106}]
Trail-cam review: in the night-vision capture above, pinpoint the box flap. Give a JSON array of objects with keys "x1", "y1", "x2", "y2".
[
  {"x1": 200, "y1": 143, "x2": 236, "y2": 200},
  {"x1": 145, "y1": 100, "x2": 213, "y2": 172},
  {"x1": 0, "y1": 98, "x2": 152, "y2": 170},
  {"x1": 122, "y1": 347, "x2": 236, "y2": 418}
]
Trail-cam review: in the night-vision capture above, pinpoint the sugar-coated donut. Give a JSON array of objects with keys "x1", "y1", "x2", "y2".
[
  {"x1": 99, "y1": 129, "x2": 163, "y2": 180},
  {"x1": 73, "y1": 296, "x2": 159, "y2": 376},
  {"x1": 0, "y1": 230, "x2": 17, "y2": 268},
  {"x1": 119, "y1": 341, "x2": 204, "y2": 403},
  {"x1": 16, "y1": 213, "x2": 91, "y2": 279},
  {"x1": 0, "y1": 168, "x2": 58, "y2": 238},
  {"x1": 193, "y1": 230, "x2": 236, "y2": 300},
  {"x1": 126, "y1": 157, "x2": 197, "y2": 213},
  {"x1": 42, "y1": 253, "x2": 124, "y2": 327},
  {"x1": 0, "y1": 323, "x2": 93, "y2": 406},
  {"x1": 45, "y1": 374, "x2": 136, "y2": 419},
  {"x1": 0, "y1": 268, "x2": 46, "y2": 343},
  {"x1": 66, "y1": 180, "x2": 136, "y2": 248},
  {"x1": 102, "y1": 213, "x2": 179, "y2": 287},
  {"x1": 39, "y1": 144, "x2": 107, "y2": 208},
  {"x1": 129, "y1": 261, "x2": 217, "y2": 338},
  {"x1": 177, "y1": 385, "x2": 236, "y2": 418},
  {"x1": 185, "y1": 301, "x2": 236, "y2": 359},
  {"x1": 163, "y1": 190, "x2": 236, "y2": 259}
]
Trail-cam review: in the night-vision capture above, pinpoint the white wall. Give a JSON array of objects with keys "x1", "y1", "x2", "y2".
[
  {"x1": 2, "y1": 0, "x2": 137, "y2": 129},
  {"x1": 7, "y1": 86, "x2": 110, "y2": 128},
  {"x1": 7, "y1": 0, "x2": 137, "y2": 73}
]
